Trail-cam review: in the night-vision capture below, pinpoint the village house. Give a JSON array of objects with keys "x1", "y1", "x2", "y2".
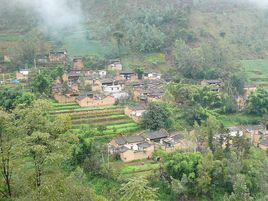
[
  {"x1": 201, "y1": 79, "x2": 223, "y2": 92},
  {"x1": 53, "y1": 93, "x2": 76, "y2": 103},
  {"x1": 132, "y1": 79, "x2": 166, "y2": 103},
  {"x1": 120, "y1": 70, "x2": 137, "y2": 81},
  {"x1": 119, "y1": 142, "x2": 155, "y2": 162},
  {"x1": 108, "y1": 59, "x2": 123, "y2": 71},
  {"x1": 52, "y1": 83, "x2": 76, "y2": 103},
  {"x1": 68, "y1": 70, "x2": 83, "y2": 83},
  {"x1": 16, "y1": 69, "x2": 30, "y2": 80},
  {"x1": 101, "y1": 79, "x2": 123, "y2": 94},
  {"x1": 160, "y1": 132, "x2": 187, "y2": 152},
  {"x1": 76, "y1": 93, "x2": 116, "y2": 107},
  {"x1": 48, "y1": 50, "x2": 68, "y2": 63},
  {"x1": 143, "y1": 72, "x2": 162, "y2": 80},
  {"x1": 73, "y1": 57, "x2": 85, "y2": 69},
  {"x1": 98, "y1": 70, "x2": 107, "y2": 78},
  {"x1": 144, "y1": 129, "x2": 169, "y2": 142},
  {"x1": 109, "y1": 135, "x2": 154, "y2": 162},
  {"x1": 124, "y1": 105, "x2": 147, "y2": 123}
]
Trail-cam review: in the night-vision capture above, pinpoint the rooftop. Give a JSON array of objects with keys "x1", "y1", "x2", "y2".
[{"x1": 145, "y1": 129, "x2": 169, "y2": 140}]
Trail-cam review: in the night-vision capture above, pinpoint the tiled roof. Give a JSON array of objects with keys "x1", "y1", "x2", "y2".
[{"x1": 145, "y1": 129, "x2": 169, "y2": 140}]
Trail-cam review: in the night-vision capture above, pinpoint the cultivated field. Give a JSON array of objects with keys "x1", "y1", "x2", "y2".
[
  {"x1": 50, "y1": 102, "x2": 140, "y2": 141},
  {"x1": 242, "y1": 59, "x2": 268, "y2": 89}
]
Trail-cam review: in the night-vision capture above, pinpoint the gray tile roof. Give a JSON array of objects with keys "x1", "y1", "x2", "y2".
[
  {"x1": 115, "y1": 135, "x2": 145, "y2": 145},
  {"x1": 137, "y1": 142, "x2": 151, "y2": 149},
  {"x1": 145, "y1": 129, "x2": 169, "y2": 140},
  {"x1": 125, "y1": 135, "x2": 145, "y2": 143}
]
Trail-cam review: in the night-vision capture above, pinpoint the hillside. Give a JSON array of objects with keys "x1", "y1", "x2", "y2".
[{"x1": 1, "y1": 0, "x2": 268, "y2": 60}]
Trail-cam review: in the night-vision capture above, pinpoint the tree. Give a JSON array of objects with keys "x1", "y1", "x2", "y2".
[
  {"x1": 112, "y1": 31, "x2": 124, "y2": 56},
  {"x1": 142, "y1": 103, "x2": 171, "y2": 130},
  {"x1": 134, "y1": 66, "x2": 144, "y2": 80},
  {"x1": 26, "y1": 132, "x2": 51, "y2": 194},
  {"x1": 0, "y1": 110, "x2": 15, "y2": 198},
  {"x1": 201, "y1": 116, "x2": 221, "y2": 152},
  {"x1": 247, "y1": 88, "x2": 268, "y2": 115},
  {"x1": 30, "y1": 74, "x2": 51, "y2": 95},
  {"x1": 119, "y1": 177, "x2": 158, "y2": 201},
  {"x1": 0, "y1": 88, "x2": 35, "y2": 111},
  {"x1": 224, "y1": 174, "x2": 253, "y2": 201}
]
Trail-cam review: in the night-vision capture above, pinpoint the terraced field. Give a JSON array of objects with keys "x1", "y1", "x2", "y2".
[{"x1": 50, "y1": 102, "x2": 140, "y2": 139}]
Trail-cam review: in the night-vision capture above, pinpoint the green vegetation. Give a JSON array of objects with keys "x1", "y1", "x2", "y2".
[{"x1": 242, "y1": 59, "x2": 268, "y2": 89}]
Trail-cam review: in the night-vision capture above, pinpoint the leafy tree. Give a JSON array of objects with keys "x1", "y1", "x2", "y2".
[
  {"x1": 119, "y1": 177, "x2": 158, "y2": 201},
  {"x1": 0, "y1": 88, "x2": 35, "y2": 111},
  {"x1": 30, "y1": 73, "x2": 51, "y2": 95},
  {"x1": 224, "y1": 174, "x2": 253, "y2": 201},
  {"x1": 142, "y1": 102, "x2": 171, "y2": 130},
  {"x1": 112, "y1": 31, "x2": 124, "y2": 56},
  {"x1": 0, "y1": 110, "x2": 15, "y2": 198},
  {"x1": 134, "y1": 67, "x2": 144, "y2": 80},
  {"x1": 247, "y1": 88, "x2": 268, "y2": 115},
  {"x1": 25, "y1": 131, "x2": 52, "y2": 193}
]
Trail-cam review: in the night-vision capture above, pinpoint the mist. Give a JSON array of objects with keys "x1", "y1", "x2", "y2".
[
  {"x1": 247, "y1": 0, "x2": 268, "y2": 7},
  {"x1": 17, "y1": 0, "x2": 84, "y2": 29}
]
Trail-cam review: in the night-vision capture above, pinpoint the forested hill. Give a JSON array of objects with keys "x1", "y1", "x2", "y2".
[{"x1": 1, "y1": 0, "x2": 268, "y2": 59}]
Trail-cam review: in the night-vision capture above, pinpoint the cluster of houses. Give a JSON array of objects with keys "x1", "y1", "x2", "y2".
[
  {"x1": 50, "y1": 52, "x2": 165, "y2": 117},
  {"x1": 109, "y1": 124, "x2": 268, "y2": 163},
  {"x1": 109, "y1": 129, "x2": 191, "y2": 162}
]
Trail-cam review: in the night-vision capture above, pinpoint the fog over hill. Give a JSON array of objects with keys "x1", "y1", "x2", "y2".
[{"x1": 17, "y1": 0, "x2": 84, "y2": 29}]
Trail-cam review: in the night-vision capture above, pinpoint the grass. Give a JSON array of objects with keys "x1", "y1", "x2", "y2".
[
  {"x1": 144, "y1": 53, "x2": 165, "y2": 65},
  {"x1": 121, "y1": 163, "x2": 160, "y2": 174},
  {"x1": 217, "y1": 113, "x2": 262, "y2": 127},
  {"x1": 49, "y1": 24, "x2": 113, "y2": 57},
  {"x1": 241, "y1": 59, "x2": 268, "y2": 89},
  {"x1": 0, "y1": 34, "x2": 23, "y2": 42}
]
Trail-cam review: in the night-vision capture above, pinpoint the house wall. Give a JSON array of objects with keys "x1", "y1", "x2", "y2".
[
  {"x1": 124, "y1": 107, "x2": 145, "y2": 123},
  {"x1": 77, "y1": 96, "x2": 116, "y2": 107},
  {"x1": 49, "y1": 53, "x2": 67, "y2": 63},
  {"x1": 54, "y1": 93, "x2": 76, "y2": 103},
  {"x1": 108, "y1": 63, "x2": 122, "y2": 71},
  {"x1": 73, "y1": 59, "x2": 84, "y2": 69},
  {"x1": 120, "y1": 145, "x2": 154, "y2": 162},
  {"x1": 103, "y1": 85, "x2": 122, "y2": 93}
]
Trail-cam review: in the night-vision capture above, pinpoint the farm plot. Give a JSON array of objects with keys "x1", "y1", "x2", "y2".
[
  {"x1": 51, "y1": 103, "x2": 140, "y2": 138},
  {"x1": 242, "y1": 59, "x2": 268, "y2": 89}
]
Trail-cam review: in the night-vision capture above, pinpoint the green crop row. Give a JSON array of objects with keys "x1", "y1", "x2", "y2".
[
  {"x1": 70, "y1": 112, "x2": 124, "y2": 120},
  {"x1": 105, "y1": 123, "x2": 138, "y2": 129},
  {"x1": 51, "y1": 106, "x2": 123, "y2": 114},
  {"x1": 71, "y1": 120, "x2": 135, "y2": 129},
  {"x1": 72, "y1": 115, "x2": 128, "y2": 124}
]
